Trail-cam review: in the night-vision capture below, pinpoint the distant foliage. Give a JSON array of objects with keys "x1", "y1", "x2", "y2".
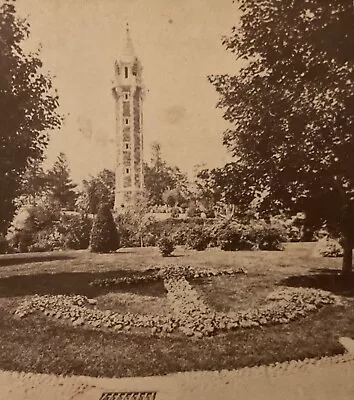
[
  {"x1": 158, "y1": 236, "x2": 175, "y2": 257},
  {"x1": 90, "y1": 204, "x2": 119, "y2": 253}
]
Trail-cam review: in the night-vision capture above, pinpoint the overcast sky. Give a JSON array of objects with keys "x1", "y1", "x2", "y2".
[{"x1": 16, "y1": 0, "x2": 242, "y2": 183}]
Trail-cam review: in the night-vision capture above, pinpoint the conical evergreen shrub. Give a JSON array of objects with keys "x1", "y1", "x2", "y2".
[{"x1": 90, "y1": 203, "x2": 119, "y2": 253}]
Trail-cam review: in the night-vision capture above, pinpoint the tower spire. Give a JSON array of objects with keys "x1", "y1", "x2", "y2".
[{"x1": 122, "y1": 22, "x2": 136, "y2": 61}]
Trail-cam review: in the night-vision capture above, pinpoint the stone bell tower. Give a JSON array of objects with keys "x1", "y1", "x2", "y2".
[{"x1": 112, "y1": 24, "x2": 145, "y2": 212}]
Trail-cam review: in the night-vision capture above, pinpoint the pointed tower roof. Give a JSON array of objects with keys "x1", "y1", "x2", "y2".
[{"x1": 121, "y1": 23, "x2": 136, "y2": 62}]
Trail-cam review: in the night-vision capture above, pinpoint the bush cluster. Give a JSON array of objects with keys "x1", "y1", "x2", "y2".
[
  {"x1": 217, "y1": 221, "x2": 287, "y2": 251},
  {"x1": 146, "y1": 218, "x2": 214, "y2": 247},
  {"x1": 8, "y1": 211, "x2": 92, "y2": 253},
  {"x1": 144, "y1": 218, "x2": 286, "y2": 252},
  {"x1": 109, "y1": 216, "x2": 286, "y2": 252}
]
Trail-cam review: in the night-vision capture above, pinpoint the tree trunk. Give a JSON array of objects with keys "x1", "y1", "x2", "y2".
[{"x1": 342, "y1": 236, "x2": 353, "y2": 277}]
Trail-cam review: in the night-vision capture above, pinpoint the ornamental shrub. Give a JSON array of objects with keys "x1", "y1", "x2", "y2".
[
  {"x1": 90, "y1": 203, "x2": 119, "y2": 253},
  {"x1": 257, "y1": 225, "x2": 286, "y2": 251},
  {"x1": 114, "y1": 212, "x2": 140, "y2": 247},
  {"x1": 143, "y1": 232, "x2": 158, "y2": 247},
  {"x1": 218, "y1": 223, "x2": 251, "y2": 251},
  {"x1": 28, "y1": 228, "x2": 65, "y2": 252},
  {"x1": 158, "y1": 236, "x2": 175, "y2": 257},
  {"x1": 59, "y1": 213, "x2": 92, "y2": 250},
  {"x1": 185, "y1": 226, "x2": 210, "y2": 251},
  {"x1": 315, "y1": 237, "x2": 343, "y2": 258}
]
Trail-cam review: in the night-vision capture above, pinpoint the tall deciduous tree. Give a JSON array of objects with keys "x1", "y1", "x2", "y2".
[
  {"x1": 209, "y1": 0, "x2": 354, "y2": 275},
  {"x1": 0, "y1": 0, "x2": 61, "y2": 233}
]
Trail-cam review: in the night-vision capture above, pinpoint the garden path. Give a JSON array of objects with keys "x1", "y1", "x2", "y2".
[{"x1": 0, "y1": 352, "x2": 353, "y2": 400}]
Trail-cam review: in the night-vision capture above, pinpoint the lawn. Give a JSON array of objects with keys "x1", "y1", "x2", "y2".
[{"x1": 0, "y1": 243, "x2": 353, "y2": 378}]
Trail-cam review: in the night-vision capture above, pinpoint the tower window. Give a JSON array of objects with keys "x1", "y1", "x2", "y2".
[
  {"x1": 125, "y1": 143, "x2": 129, "y2": 150},
  {"x1": 125, "y1": 168, "x2": 130, "y2": 174},
  {"x1": 124, "y1": 92, "x2": 130, "y2": 101},
  {"x1": 125, "y1": 67, "x2": 129, "y2": 79},
  {"x1": 124, "y1": 118, "x2": 129, "y2": 125}
]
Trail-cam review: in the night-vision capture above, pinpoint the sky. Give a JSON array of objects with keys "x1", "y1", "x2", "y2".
[{"x1": 16, "y1": 0, "x2": 243, "y2": 184}]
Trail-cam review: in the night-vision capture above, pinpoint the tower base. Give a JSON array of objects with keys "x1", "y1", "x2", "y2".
[{"x1": 114, "y1": 188, "x2": 144, "y2": 213}]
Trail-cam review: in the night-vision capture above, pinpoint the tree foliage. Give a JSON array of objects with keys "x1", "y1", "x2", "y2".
[
  {"x1": 209, "y1": 0, "x2": 354, "y2": 275},
  {"x1": 0, "y1": 0, "x2": 61, "y2": 233},
  {"x1": 81, "y1": 169, "x2": 115, "y2": 214},
  {"x1": 46, "y1": 152, "x2": 77, "y2": 210},
  {"x1": 143, "y1": 142, "x2": 190, "y2": 206}
]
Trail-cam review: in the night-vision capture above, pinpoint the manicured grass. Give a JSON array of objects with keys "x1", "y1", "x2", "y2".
[{"x1": 0, "y1": 243, "x2": 353, "y2": 378}]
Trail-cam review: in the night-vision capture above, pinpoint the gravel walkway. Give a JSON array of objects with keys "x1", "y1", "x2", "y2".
[{"x1": 0, "y1": 353, "x2": 354, "y2": 400}]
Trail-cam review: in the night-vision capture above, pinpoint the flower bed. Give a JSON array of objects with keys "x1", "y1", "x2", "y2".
[
  {"x1": 14, "y1": 284, "x2": 340, "y2": 338},
  {"x1": 90, "y1": 264, "x2": 247, "y2": 288},
  {"x1": 14, "y1": 294, "x2": 173, "y2": 333},
  {"x1": 164, "y1": 275, "x2": 219, "y2": 337}
]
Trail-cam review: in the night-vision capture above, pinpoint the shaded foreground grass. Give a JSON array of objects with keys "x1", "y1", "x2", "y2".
[
  {"x1": 0, "y1": 243, "x2": 353, "y2": 377},
  {"x1": 0, "y1": 304, "x2": 352, "y2": 378}
]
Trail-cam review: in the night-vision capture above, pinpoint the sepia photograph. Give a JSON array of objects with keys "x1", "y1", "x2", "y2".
[{"x1": 0, "y1": 0, "x2": 353, "y2": 399}]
